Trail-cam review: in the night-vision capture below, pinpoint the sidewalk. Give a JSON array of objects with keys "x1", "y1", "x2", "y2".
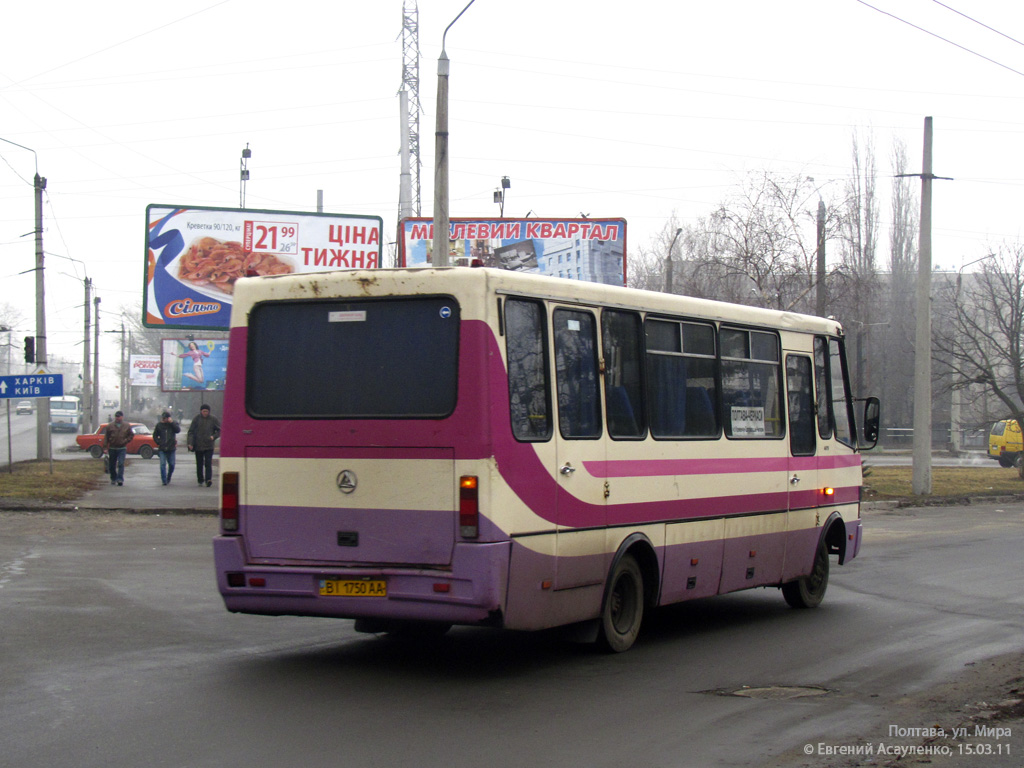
[{"x1": 71, "y1": 454, "x2": 220, "y2": 514}]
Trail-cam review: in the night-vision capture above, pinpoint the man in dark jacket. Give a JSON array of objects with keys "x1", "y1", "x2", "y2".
[
  {"x1": 103, "y1": 411, "x2": 134, "y2": 486},
  {"x1": 153, "y1": 411, "x2": 181, "y2": 486},
  {"x1": 187, "y1": 403, "x2": 221, "y2": 487}
]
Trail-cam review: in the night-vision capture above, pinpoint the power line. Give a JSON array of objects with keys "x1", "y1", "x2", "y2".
[
  {"x1": 931, "y1": 0, "x2": 1024, "y2": 48},
  {"x1": 854, "y1": 0, "x2": 1024, "y2": 78}
]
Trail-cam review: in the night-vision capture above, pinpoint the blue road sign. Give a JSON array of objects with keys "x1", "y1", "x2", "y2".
[{"x1": 0, "y1": 374, "x2": 64, "y2": 400}]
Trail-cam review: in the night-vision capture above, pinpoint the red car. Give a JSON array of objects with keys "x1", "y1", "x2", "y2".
[{"x1": 76, "y1": 423, "x2": 158, "y2": 460}]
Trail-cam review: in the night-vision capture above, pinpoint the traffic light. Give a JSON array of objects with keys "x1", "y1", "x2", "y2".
[{"x1": 24, "y1": 336, "x2": 34, "y2": 364}]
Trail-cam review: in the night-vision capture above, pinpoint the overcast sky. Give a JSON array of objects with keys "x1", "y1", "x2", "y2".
[{"x1": 1, "y1": 0, "x2": 1022, "y2": 390}]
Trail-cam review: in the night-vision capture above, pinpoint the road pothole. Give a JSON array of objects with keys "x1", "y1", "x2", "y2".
[{"x1": 712, "y1": 685, "x2": 831, "y2": 700}]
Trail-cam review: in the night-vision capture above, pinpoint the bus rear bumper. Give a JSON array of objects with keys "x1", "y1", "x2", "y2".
[{"x1": 213, "y1": 536, "x2": 510, "y2": 626}]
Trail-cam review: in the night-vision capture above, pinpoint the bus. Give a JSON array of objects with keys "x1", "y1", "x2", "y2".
[
  {"x1": 214, "y1": 268, "x2": 880, "y2": 651},
  {"x1": 49, "y1": 395, "x2": 82, "y2": 433}
]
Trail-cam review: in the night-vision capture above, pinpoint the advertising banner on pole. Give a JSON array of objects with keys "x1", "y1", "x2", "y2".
[
  {"x1": 398, "y1": 217, "x2": 627, "y2": 286},
  {"x1": 144, "y1": 205, "x2": 383, "y2": 330},
  {"x1": 129, "y1": 355, "x2": 161, "y2": 387},
  {"x1": 160, "y1": 339, "x2": 229, "y2": 392}
]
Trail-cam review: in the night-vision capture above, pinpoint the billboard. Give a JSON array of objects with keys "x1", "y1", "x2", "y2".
[
  {"x1": 145, "y1": 205, "x2": 384, "y2": 330},
  {"x1": 160, "y1": 339, "x2": 229, "y2": 392},
  {"x1": 399, "y1": 217, "x2": 627, "y2": 286},
  {"x1": 129, "y1": 355, "x2": 161, "y2": 387}
]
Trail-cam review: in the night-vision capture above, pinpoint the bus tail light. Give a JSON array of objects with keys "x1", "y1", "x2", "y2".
[
  {"x1": 221, "y1": 471, "x2": 240, "y2": 532},
  {"x1": 459, "y1": 475, "x2": 479, "y2": 538}
]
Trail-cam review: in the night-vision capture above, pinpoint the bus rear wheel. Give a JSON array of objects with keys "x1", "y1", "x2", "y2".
[
  {"x1": 597, "y1": 554, "x2": 644, "y2": 653},
  {"x1": 782, "y1": 539, "x2": 829, "y2": 609}
]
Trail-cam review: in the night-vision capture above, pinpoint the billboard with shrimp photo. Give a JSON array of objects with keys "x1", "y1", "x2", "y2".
[
  {"x1": 161, "y1": 339, "x2": 229, "y2": 392},
  {"x1": 144, "y1": 205, "x2": 384, "y2": 330}
]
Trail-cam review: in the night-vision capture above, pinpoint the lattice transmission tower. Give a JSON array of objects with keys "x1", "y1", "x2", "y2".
[{"x1": 400, "y1": 0, "x2": 422, "y2": 217}]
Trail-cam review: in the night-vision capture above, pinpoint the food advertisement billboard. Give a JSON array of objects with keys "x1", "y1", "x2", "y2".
[
  {"x1": 398, "y1": 217, "x2": 627, "y2": 286},
  {"x1": 160, "y1": 338, "x2": 229, "y2": 392},
  {"x1": 145, "y1": 205, "x2": 383, "y2": 330}
]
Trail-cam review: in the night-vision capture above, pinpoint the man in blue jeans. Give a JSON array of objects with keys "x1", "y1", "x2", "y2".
[
  {"x1": 103, "y1": 411, "x2": 134, "y2": 486},
  {"x1": 187, "y1": 404, "x2": 221, "y2": 487},
  {"x1": 153, "y1": 411, "x2": 181, "y2": 485}
]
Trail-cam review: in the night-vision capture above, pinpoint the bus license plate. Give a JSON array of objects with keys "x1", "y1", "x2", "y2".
[{"x1": 319, "y1": 578, "x2": 387, "y2": 597}]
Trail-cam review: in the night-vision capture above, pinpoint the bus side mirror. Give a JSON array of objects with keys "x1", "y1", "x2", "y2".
[{"x1": 861, "y1": 397, "x2": 880, "y2": 450}]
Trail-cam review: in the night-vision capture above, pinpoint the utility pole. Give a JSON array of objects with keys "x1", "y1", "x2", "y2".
[
  {"x1": 33, "y1": 172, "x2": 50, "y2": 460},
  {"x1": 432, "y1": 45, "x2": 451, "y2": 267},
  {"x1": 93, "y1": 296, "x2": 100, "y2": 425},
  {"x1": 901, "y1": 117, "x2": 951, "y2": 496},
  {"x1": 82, "y1": 278, "x2": 92, "y2": 433},
  {"x1": 815, "y1": 199, "x2": 827, "y2": 317},
  {"x1": 663, "y1": 228, "x2": 683, "y2": 294},
  {"x1": 432, "y1": 0, "x2": 476, "y2": 268},
  {"x1": 120, "y1": 322, "x2": 127, "y2": 413}
]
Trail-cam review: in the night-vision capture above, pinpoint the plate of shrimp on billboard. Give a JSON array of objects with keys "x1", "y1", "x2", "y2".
[{"x1": 143, "y1": 205, "x2": 383, "y2": 330}]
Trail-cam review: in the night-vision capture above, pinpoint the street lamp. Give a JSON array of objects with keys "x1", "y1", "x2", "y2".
[
  {"x1": 432, "y1": 0, "x2": 477, "y2": 267},
  {"x1": 493, "y1": 176, "x2": 510, "y2": 218},
  {"x1": 240, "y1": 144, "x2": 251, "y2": 209},
  {"x1": 0, "y1": 136, "x2": 49, "y2": 459}
]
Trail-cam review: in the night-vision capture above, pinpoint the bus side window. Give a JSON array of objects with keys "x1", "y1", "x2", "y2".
[
  {"x1": 721, "y1": 327, "x2": 783, "y2": 439},
  {"x1": 505, "y1": 299, "x2": 552, "y2": 441},
  {"x1": 554, "y1": 308, "x2": 602, "y2": 439},
  {"x1": 645, "y1": 318, "x2": 719, "y2": 439},
  {"x1": 786, "y1": 355, "x2": 816, "y2": 456},
  {"x1": 828, "y1": 338, "x2": 855, "y2": 447},
  {"x1": 602, "y1": 310, "x2": 645, "y2": 438},
  {"x1": 814, "y1": 337, "x2": 833, "y2": 440}
]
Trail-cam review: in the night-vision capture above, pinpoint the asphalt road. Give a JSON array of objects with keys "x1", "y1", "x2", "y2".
[{"x1": 0, "y1": 499, "x2": 1021, "y2": 768}]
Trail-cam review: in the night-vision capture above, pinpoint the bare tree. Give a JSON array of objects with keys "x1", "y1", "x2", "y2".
[
  {"x1": 877, "y1": 138, "x2": 918, "y2": 432},
  {"x1": 697, "y1": 171, "x2": 830, "y2": 309},
  {"x1": 933, "y1": 245, "x2": 1024, "y2": 475},
  {"x1": 0, "y1": 302, "x2": 26, "y2": 375},
  {"x1": 833, "y1": 130, "x2": 881, "y2": 398}
]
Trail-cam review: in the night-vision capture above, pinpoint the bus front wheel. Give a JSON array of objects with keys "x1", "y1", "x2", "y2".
[
  {"x1": 782, "y1": 539, "x2": 829, "y2": 609},
  {"x1": 597, "y1": 554, "x2": 644, "y2": 653}
]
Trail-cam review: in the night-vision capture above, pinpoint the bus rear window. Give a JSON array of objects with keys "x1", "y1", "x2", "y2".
[{"x1": 246, "y1": 297, "x2": 459, "y2": 418}]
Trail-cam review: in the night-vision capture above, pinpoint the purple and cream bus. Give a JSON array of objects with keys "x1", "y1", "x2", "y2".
[{"x1": 214, "y1": 267, "x2": 879, "y2": 651}]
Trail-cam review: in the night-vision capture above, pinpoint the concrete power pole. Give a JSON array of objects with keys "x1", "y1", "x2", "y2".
[
  {"x1": 432, "y1": 0, "x2": 476, "y2": 268},
  {"x1": 33, "y1": 173, "x2": 50, "y2": 460},
  {"x1": 815, "y1": 199, "x2": 827, "y2": 317},
  {"x1": 908, "y1": 117, "x2": 941, "y2": 496},
  {"x1": 82, "y1": 278, "x2": 92, "y2": 433},
  {"x1": 93, "y1": 296, "x2": 100, "y2": 426},
  {"x1": 432, "y1": 47, "x2": 451, "y2": 268},
  {"x1": 911, "y1": 118, "x2": 934, "y2": 495}
]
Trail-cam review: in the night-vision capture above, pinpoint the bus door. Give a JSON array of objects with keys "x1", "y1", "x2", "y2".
[
  {"x1": 784, "y1": 354, "x2": 819, "y2": 578},
  {"x1": 551, "y1": 306, "x2": 607, "y2": 590}
]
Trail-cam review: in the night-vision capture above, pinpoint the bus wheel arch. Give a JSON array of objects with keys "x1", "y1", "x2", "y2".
[
  {"x1": 782, "y1": 515, "x2": 844, "y2": 609},
  {"x1": 822, "y1": 511, "x2": 848, "y2": 564},
  {"x1": 596, "y1": 534, "x2": 659, "y2": 653}
]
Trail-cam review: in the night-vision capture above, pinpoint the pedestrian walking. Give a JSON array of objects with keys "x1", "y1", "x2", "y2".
[
  {"x1": 103, "y1": 411, "x2": 134, "y2": 486},
  {"x1": 153, "y1": 411, "x2": 181, "y2": 486},
  {"x1": 187, "y1": 403, "x2": 221, "y2": 487}
]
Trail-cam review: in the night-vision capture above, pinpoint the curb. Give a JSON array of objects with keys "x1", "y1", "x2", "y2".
[{"x1": 0, "y1": 500, "x2": 217, "y2": 515}]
